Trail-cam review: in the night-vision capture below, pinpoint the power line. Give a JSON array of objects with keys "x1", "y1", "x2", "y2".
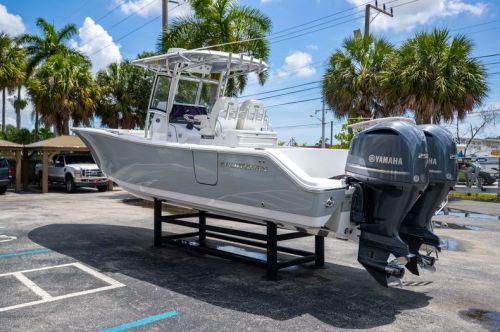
[
  {"x1": 78, "y1": 0, "x2": 158, "y2": 48},
  {"x1": 90, "y1": 15, "x2": 162, "y2": 56},
  {"x1": 266, "y1": 97, "x2": 322, "y2": 108},
  {"x1": 270, "y1": 15, "x2": 364, "y2": 45},
  {"x1": 474, "y1": 53, "x2": 500, "y2": 59},
  {"x1": 94, "y1": 3, "x2": 124, "y2": 24},
  {"x1": 195, "y1": 0, "x2": 414, "y2": 51},
  {"x1": 275, "y1": 123, "x2": 322, "y2": 129},
  {"x1": 269, "y1": 0, "x2": 380, "y2": 37},
  {"x1": 258, "y1": 86, "x2": 320, "y2": 100},
  {"x1": 62, "y1": 0, "x2": 93, "y2": 24},
  {"x1": 106, "y1": 0, "x2": 158, "y2": 32},
  {"x1": 240, "y1": 80, "x2": 321, "y2": 98},
  {"x1": 89, "y1": 3, "x2": 183, "y2": 57}
]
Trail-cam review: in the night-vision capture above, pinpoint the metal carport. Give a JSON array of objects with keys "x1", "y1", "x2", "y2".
[{"x1": 0, "y1": 139, "x2": 23, "y2": 193}]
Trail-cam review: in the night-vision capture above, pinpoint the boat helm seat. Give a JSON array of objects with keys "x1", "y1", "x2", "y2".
[
  {"x1": 201, "y1": 97, "x2": 238, "y2": 136},
  {"x1": 237, "y1": 100, "x2": 266, "y2": 131}
]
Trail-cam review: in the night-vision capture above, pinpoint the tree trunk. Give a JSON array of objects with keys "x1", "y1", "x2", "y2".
[
  {"x1": 64, "y1": 118, "x2": 70, "y2": 135},
  {"x1": 34, "y1": 111, "x2": 39, "y2": 141},
  {"x1": 16, "y1": 85, "x2": 21, "y2": 129},
  {"x1": 1, "y1": 87, "x2": 5, "y2": 133}
]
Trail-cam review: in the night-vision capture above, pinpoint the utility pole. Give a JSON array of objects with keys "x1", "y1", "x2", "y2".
[
  {"x1": 330, "y1": 121, "x2": 333, "y2": 145},
  {"x1": 162, "y1": 0, "x2": 168, "y2": 34},
  {"x1": 162, "y1": 0, "x2": 181, "y2": 34},
  {"x1": 364, "y1": 1, "x2": 394, "y2": 38}
]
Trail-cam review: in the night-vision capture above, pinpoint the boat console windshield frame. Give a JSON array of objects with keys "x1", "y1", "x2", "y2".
[{"x1": 133, "y1": 49, "x2": 269, "y2": 140}]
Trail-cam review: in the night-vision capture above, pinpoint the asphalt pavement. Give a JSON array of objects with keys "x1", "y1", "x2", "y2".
[{"x1": 0, "y1": 188, "x2": 499, "y2": 331}]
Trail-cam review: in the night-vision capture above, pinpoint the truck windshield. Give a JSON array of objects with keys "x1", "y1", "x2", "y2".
[{"x1": 65, "y1": 155, "x2": 95, "y2": 164}]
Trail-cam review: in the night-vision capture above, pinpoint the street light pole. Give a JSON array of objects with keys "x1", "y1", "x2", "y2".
[{"x1": 321, "y1": 98, "x2": 326, "y2": 149}]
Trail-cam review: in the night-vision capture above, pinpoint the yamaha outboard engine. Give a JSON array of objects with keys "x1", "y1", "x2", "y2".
[
  {"x1": 400, "y1": 125, "x2": 457, "y2": 275},
  {"x1": 346, "y1": 121, "x2": 428, "y2": 287}
]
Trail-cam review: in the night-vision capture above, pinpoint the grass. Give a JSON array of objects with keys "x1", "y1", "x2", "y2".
[{"x1": 448, "y1": 192, "x2": 500, "y2": 203}]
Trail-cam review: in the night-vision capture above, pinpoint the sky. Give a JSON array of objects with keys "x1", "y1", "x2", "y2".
[{"x1": 1, "y1": 0, "x2": 499, "y2": 144}]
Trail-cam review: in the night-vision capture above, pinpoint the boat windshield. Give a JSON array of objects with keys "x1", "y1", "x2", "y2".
[
  {"x1": 150, "y1": 75, "x2": 171, "y2": 112},
  {"x1": 150, "y1": 75, "x2": 217, "y2": 112}
]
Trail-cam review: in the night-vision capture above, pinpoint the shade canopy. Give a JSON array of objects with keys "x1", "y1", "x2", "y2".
[
  {"x1": 132, "y1": 49, "x2": 268, "y2": 75},
  {"x1": 24, "y1": 135, "x2": 89, "y2": 152},
  {"x1": 0, "y1": 139, "x2": 23, "y2": 150}
]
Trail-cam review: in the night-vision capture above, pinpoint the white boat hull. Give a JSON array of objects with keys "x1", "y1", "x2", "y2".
[{"x1": 75, "y1": 128, "x2": 353, "y2": 237}]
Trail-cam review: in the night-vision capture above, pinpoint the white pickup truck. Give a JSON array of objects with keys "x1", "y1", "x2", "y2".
[{"x1": 35, "y1": 154, "x2": 109, "y2": 193}]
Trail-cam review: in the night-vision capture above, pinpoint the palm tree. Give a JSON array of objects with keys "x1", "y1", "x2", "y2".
[
  {"x1": 159, "y1": 0, "x2": 272, "y2": 95},
  {"x1": 382, "y1": 29, "x2": 487, "y2": 124},
  {"x1": 322, "y1": 35, "x2": 396, "y2": 120},
  {"x1": 20, "y1": 18, "x2": 79, "y2": 75},
  {"x1": 20, "y1": 18, "x2": 81, "y2": 137},
  {"x1": 96, "y1": 60, "x2": 153, "y2": 129},
  {"x1": 0, "y1": 33, "x2": 25, "y2": 133},
  {"x1": 27, "y1": 53, "x2": 98, "y2": 135}
]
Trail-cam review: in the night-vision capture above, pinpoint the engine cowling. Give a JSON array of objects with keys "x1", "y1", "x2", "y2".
[
  {"x1": 346, "y1": 121, "x2": 429, "y2": 286},
  {"x1": 400, "y1": 124, "x2": 457, "y2": 275}
]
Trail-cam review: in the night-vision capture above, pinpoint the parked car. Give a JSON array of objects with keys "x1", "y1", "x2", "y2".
[
  {"x1": 0, "y1": 157, "x2": 12, "y2": 194},
  {"x1": 474, "y1": 156, "x2": 499, "y2": 178},
  {"x1": 457, "y1": 160, "x2": 496, "y2": 187},
  {"x1": 35, "y1": 154, "x2": 109, "y2": 193}
]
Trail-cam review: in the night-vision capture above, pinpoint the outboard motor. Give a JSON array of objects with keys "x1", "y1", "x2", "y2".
[
  {"x1": 400, "y1": 125, "x2": 457, "y2": 275},
  {"x1": 346, "y1": 121, "x2": 429, "y2": 287}
]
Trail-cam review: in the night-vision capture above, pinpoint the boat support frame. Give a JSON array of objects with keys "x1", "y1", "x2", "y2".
[{"x1": 153, "y1": 198, "x2": 325, "y2": 280}]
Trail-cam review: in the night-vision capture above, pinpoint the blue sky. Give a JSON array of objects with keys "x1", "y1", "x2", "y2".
[{"x1": 1, "y1": 0, "x2": 499, "y2": 143}]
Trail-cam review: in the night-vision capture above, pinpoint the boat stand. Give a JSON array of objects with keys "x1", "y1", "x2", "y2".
[{"x1": 153, "y1": 199, "x2": 325, "y2": 280}]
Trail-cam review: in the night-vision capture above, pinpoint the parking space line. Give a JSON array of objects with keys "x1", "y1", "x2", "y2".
[
  {"x1": 0, "y1": 263, "x2": 126, "y2": 313},
  {"x1": 72, "y1": 262, "x2": 124, "y2": 287},
  {"x1": 98, "y1": 310, "x2": 179, "y2": 332},
  {"x1": 0, "y1": 249, "x2": 51, "y2": 258},
  {"x1": 0, "y1": 262, "x2": 75, "y2": 277},
  {"x1": 13, "y1": 272, "x2": 53, "y2": 301}
]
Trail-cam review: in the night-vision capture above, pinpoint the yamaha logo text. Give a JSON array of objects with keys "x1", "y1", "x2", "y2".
[{"x1": 368, "y1": 154, "x2": 403, "y2": 166}]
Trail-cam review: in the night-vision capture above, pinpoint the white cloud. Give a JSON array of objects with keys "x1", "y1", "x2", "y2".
[
  {"x1": 0, "y1": 4, "x2": 25, "y2": 36},
  {"x1": 114, "y1": 0, "x2": 192, "y2": 17},
  {"x1": 306, "y1": 44, "x2": 319, "y2": 51},
  {"x1": 72, "y1": 17, "x2": 122, "y2": 74},
  {"x1": 347, "y1": 0, "x2": 487, "y2": 32},
  {"x1": 278, "y1": 51, "x2": 316, "y2": 78}
]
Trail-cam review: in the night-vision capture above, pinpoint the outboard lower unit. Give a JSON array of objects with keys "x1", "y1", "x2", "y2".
[
  {"x1": 400, "y1": 125, "x2": 457, "y2": 275},
  {"x1": 346, "y1": 121, "x2": 429, "y2": 286}
]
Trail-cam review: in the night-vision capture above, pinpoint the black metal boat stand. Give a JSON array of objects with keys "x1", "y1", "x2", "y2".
[{"x1": 153, "y1": 199, "x2": 325, "y2": 280}]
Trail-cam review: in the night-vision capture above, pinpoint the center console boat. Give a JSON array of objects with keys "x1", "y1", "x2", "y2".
[{"x1": 74, "y1": 49, "x2": 457, "y2": 286}]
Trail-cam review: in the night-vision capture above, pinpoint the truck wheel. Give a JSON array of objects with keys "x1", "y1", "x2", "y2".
[
  {"x1": 0, "y1": 186, "x2": 6, "y2": 195},
  {"x1": 97, "y1": 185, "x2": 107, "y2": 192},
  {"x1": 65, "y1": 175, "x2": 75, "y2": 193}
]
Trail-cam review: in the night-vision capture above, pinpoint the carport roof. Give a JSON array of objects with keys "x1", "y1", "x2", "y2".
[
  {"x1": 0, "y1": 139, "x2": 23, "y2": 150},
  {"x1": 24, "y1": 135, "x2": 89, "y2": 152}
]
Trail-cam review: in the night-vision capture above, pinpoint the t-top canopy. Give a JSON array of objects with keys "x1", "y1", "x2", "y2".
[{"x1": 132, "y1": 49, "x2": 268, "y2": 75}]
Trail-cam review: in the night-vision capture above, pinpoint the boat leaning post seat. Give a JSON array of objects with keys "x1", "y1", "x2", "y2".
[
  {"x1": 199, "y1": 97, "x2": 239, "y2": 138},
  {"x1": 237, "y1": 100, "x2": 266, "y2": 131}
]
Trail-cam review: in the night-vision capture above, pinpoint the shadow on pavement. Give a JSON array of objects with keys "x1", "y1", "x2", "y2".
[{"x1": 29, "y1": 224, "x2": 431, "y2": 329}]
